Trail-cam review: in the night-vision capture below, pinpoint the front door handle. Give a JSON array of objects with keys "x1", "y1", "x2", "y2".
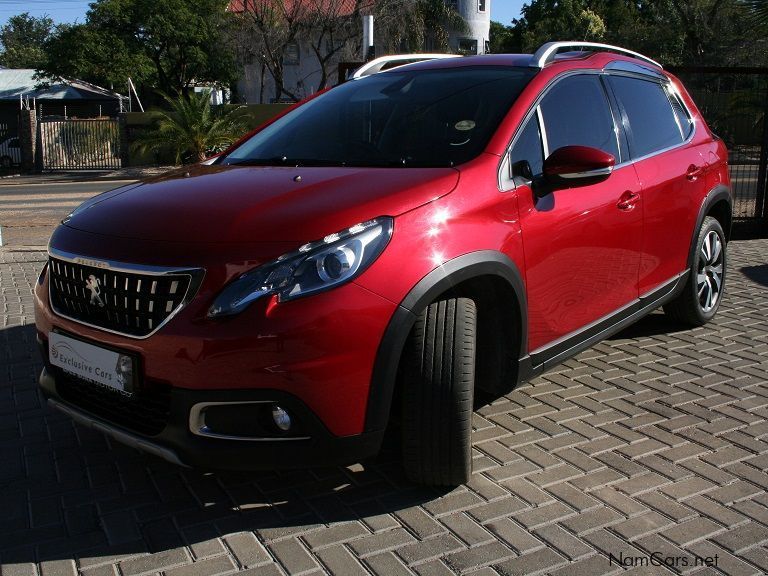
[{"x1": 617, "y1": 190, "x2": 640, "y2": 211}]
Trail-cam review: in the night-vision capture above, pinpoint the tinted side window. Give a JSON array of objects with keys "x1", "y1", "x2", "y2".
[
  {"x1": 668, "y1": 89, "x2": 693, "y2": 140},
  {"x1": 510, "y1": 115, "x2": 544, "y2": 179},
  {"x1": 539, "y1": 75, "x2": 619, "y2": 160},
  {"x1": 610, "y1": 76, "x2": 684, "y2": 158}
]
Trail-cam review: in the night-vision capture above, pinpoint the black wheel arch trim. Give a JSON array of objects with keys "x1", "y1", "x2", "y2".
[
  {"x1": 688, "y1": 184, "x2": 732, "y2": 268},
  {"x1": 364, "y1": 250, "x2": 528, "y2": 433}
]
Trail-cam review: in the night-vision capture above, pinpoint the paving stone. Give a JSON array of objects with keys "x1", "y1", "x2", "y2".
[
  {"x1": 686, "y1": 541, "x2": 762, "y2": 576},
  {"x1": 612, "y1": 511, "x2": 675, "y2": 542},
  {"x1": 395, "y1": 533, "x2": 464, "y2": 566},
  {"x1": 268, "y1": 539, "x2": 319, "y2": 574},
  {"x1": 494, "y1": 548, "x2": 568, "y2": 576},
  {"x1": 394, "y1": 508, "x2": 445, "y2": 539},
  {"x1": 483, "y1": 518, "x2": 543, "y2": 554},
  {"x1": 533, "y1": 524, "x2": 593, "y2": 561},
  {"x1": 443, "y1": 541, "x2": 515, "y2": 572},
  {"x1": 512, "y1": 502, "x2": 577, "y2": 530},
  {"x1": 713, "y1": 522, "x2": 768, "y2": 554},
  {"x1": 548, "y1": 554, "x2": 621, "y2": 576},
  {"x1": 662, "y1": 517, "x2": 726, "y2": 546},
  {"x1": 119, "y1": 549, "x2": 191, "y2": 576},
  {"x1": 315, "y1": 545, "x2": 369, "y2": 576},
  {"x1": 438, "y1": 512, "x2": 493, "y2": 546},
  {"x1": 163, "y1": 556, "x2": 237, "y2": 576},
  {"x1": 364, "y1": 551, "x2": 415, "y2": 576},
  {"x1": 561, "y1": 506, "x2": 625, "y2": 536},
  {"x1": 223, "y1": 532, "x2": 271, "y2": 567}
]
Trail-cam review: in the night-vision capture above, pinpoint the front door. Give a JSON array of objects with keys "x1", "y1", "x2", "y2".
[{"x1": 510, "y1": 74, "x2": 643, "y2": 353}]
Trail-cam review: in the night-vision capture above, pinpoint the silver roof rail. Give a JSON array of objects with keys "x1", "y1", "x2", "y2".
[{"x1": 531, "y1": 41, "x2": 662, "y2": 70}]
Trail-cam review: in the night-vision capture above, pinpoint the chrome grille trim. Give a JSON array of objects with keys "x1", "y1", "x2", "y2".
[{"x1": 48, "y1": 247, "x2": 205, "y2": 339}]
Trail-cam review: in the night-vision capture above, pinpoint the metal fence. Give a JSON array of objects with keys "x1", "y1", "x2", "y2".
[
  {"x1": 672, "y1": 67, "x2": 768, "y2": 228},
  {"x1": 39, "y1": 118, "x2": 122, "y2": 170}
]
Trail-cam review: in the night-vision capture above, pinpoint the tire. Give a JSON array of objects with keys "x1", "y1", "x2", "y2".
[
  {"x1": 401, "y1": 297, "x2": 476, "y2": 486},
  {"x1": 663, "y1": 216, "x2": 726, "y2": 326},
  {"x1": 0, "y1": 156, "x2": 11, "y2": 168}
]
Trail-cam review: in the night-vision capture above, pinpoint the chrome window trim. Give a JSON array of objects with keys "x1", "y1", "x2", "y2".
[
  {"x1": 498, "y1": 70, "x2": 621, "y2": 192},
  {"x1": 497, "y1": 68, "x2": 698, "y2": 191},
  {"x1": 47, "y1": 247, "x2": 205, "y2": 340},
  {"x1": 189, "y1": 401, "x2": 310, "y2": 442},
  {"x1": 607, "y1": 74, "x2": 697, "y2": 169}
]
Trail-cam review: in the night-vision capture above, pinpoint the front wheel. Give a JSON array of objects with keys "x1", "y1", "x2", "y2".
[
  {"x1": 664, "y1": 216, "x2": 726, "y2": 326},
  {"x1": 400, "y1": 297, "x2": 477, "y2": 486}
]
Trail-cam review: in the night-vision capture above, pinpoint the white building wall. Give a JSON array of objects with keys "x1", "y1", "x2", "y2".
[{"x1": 449, "y1": 0, "x2": 491, "y2": 55}]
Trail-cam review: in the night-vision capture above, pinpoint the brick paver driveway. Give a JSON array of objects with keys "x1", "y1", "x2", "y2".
[{"x1": 1, "y1": 239, "x2": 767, "y2": 576}]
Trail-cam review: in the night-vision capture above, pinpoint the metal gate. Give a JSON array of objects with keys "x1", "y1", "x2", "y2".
[
  {"x1": 39, "y1": 118, "x2": 122, "y2": 170},
  {"x1": 671, "y1": 67, "x2": 768, "y2": 230}
]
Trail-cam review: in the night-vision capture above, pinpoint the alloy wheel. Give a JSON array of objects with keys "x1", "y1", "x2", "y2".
[{"x1": 697, "y1": 230, "x2": 723, "y2": 313}]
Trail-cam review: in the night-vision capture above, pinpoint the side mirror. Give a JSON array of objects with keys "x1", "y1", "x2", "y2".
[{"x1": 539, "y1": 145, "x2": 615, "y2": 194}]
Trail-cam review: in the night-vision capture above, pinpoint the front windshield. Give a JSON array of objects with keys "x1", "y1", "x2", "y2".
[{"x1": 222, "y1": 66, "x2": 536, "y2": 168}]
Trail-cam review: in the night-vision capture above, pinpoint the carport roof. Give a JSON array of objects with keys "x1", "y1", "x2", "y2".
[{"x1": 0, "y1": 68, "x2": 120, "y2": 101}]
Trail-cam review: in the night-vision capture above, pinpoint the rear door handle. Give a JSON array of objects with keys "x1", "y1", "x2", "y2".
[
  {"x1": 617, "y1": 191, "x2": 640, "y2": 211},
  {"x1": 686, "y1": 164, "x2": 704, "y2": 180}
]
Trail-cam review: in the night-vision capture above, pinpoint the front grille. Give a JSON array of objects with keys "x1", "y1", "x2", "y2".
[
  {"x1": 55, "y1": 369, "x2": 171, "y2": 436},
  {"x1": 49, "y1": 256, "x2": 199, "y2": 338}
]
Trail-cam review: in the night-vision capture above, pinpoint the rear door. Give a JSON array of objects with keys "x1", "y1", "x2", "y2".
[
  {"x1": 606, "y1": 74, "x2": 705, "y2": 295},
  {"x1": 511, "y1": 74, "x2": 643, "y2": 353}
]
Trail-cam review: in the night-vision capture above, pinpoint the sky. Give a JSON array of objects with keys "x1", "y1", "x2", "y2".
[{"x1": 0, "y1": 0, "x2": 526, "y2": 29}]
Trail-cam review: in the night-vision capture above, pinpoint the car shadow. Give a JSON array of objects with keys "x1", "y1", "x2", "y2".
[
  {"x1": 740, "y1": 264, "x2": 768, "y2": 288},
  {"x1": 0, "y1": 323, "x2": 450, "y2": 564},
  {"x1": 606, "y1": 310, "x2": 691, "y2": 340}
]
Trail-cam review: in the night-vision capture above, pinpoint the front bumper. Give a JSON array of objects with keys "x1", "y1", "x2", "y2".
[{"x1": 39, "y1": 366, "x2": 385, "y2": 470}]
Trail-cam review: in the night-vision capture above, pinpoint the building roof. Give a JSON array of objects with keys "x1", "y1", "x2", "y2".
[
  {"x1": 0, "y1": 69, "x2": 120, "y2": 101},
  {"x1": 228, "y1": 0, "x2": 366, "y2": 16}
]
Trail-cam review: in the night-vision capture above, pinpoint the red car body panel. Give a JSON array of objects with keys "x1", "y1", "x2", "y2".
[{"x1": 65, "y1": 164, "x2": 459, "y2": 243}]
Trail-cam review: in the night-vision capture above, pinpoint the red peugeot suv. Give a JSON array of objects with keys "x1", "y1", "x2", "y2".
[{"x1": 34, "y1": 42, "x2": 731, "y2": 485}]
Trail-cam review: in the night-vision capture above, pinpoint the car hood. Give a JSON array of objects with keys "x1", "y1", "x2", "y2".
[{"x1": 63, "y1": 164, "x2": 459, "y2": 243}]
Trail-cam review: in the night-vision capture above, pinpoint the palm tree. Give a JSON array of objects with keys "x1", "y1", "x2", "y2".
[
  {"x1": 741, "y1": 0, "x2": 768, "y2": 27},
  {"x1": 133, "y1": 91, "x2": 250, "y2": 164}
]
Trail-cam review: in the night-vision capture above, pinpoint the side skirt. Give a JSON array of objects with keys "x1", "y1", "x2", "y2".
[{"x1": 518, "y1": 271, "x2": 689, "y2": 383}]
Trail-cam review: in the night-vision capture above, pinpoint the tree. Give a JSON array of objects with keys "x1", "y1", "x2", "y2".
[
  {"x1": 513, "y1": 0, "x2": 606, "y2": 52},
  {"x1": 0, "y1": 13, "x2": 54, "y2": 69},
  {"x1": 376, "y1": 0, "x2": 468, "y2": 53},
  {"x1": 234, "y1": 0, "x2": 310, "y2": 102},
  {"x1": 489, "y1": 21, "x2": 519, "y2": 53},
  {"x1": 304, "y1": 0, "x2": 373, "y2": 91},
  {"x1": 509, "y1": 0, "x2": 755, "y2": 67},
  {"x1": 132, "y1": 91, "x2": 250, "y2": 163},
  {"x1": 39, "y1": 0, "x2": 238, "y2": 97}
]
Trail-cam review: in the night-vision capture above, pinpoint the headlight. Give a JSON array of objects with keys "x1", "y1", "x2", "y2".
[{"x1": 208, "y1": 217, "x2": 393, "y2": 317}]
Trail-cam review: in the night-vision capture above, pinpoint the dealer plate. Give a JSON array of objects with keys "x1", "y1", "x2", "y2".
[{"x1": 49, "y1": 332, "x2": 135, "y2": 394}]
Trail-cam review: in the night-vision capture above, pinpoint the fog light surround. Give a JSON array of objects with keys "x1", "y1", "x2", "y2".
[{"x1": 188, "y1": 401, "x2": 307, "y2": 441}]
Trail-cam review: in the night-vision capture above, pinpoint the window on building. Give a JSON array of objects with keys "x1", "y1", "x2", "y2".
[
  {"x1": 478, "y1": 0, "x2": 487, "y2": 12},
  {"x1": 284, "y1": 42, "x2": 300, "y2": 65},
  {"x1": 458, "y1": 38, "x2": 478, "y2": 55}
]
